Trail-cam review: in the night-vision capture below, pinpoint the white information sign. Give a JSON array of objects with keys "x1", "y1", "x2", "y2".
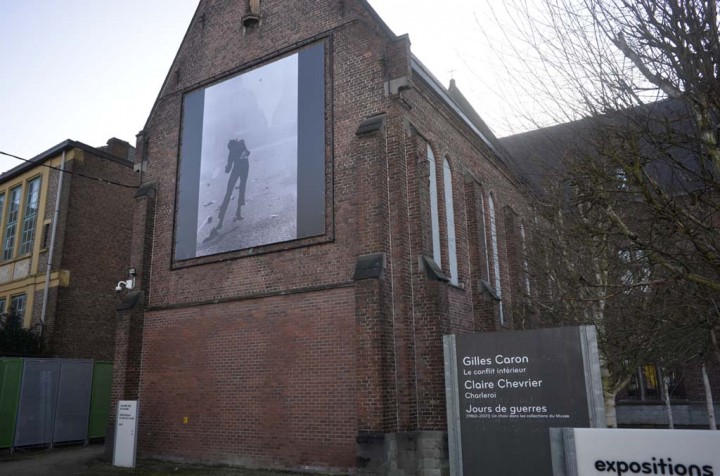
[
  {"x1": 113, "y1": 400, "x2": 139, "y2": 468},
  {"x1": 573, "y1": 428, "x2": 720, "y2": 476}
]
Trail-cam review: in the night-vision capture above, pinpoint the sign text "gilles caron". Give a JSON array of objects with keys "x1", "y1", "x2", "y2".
[{"x1": 463, "y1": 355, "x2": 530, "y2": 366}]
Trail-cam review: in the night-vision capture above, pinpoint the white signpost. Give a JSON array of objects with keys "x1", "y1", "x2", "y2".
[
  {"x1": 552, "y1": 428, "x2": 720, "y2": 476},
  {"x1": 113, "y1": 400, "x2": 139, "y2": 468}
]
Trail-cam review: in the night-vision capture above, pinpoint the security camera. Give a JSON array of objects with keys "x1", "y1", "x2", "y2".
[{"x1": 114, "y1": 268, "x2": 137, "y2": 292}]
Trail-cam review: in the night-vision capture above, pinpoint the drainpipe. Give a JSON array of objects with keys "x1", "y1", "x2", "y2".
[{"x1": 40, "y1": 150, "x2": 66, "y2": 328}]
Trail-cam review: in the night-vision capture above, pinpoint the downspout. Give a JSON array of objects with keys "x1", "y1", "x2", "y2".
[
  {"x1": 40, "y1": 150, "x2": 66, "y2": 329},
  {"x1": 384, "y1": 117, "x2": 400, "y2": 431},
  {"x1": 402, "y1": 124, "x2": 419, "y2": 430}
]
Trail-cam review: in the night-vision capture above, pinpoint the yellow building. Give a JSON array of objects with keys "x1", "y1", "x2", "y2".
[{"x1": 0, "y1": 138, "x2": 136, "y2": 360}]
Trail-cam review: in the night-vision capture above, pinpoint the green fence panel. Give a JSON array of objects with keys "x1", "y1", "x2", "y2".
[
  {"x1": 0, "y1": 358, "x2": 23, "y2": 448},
  {"x1": 87, "y1": 361, "x2": 112, "y2": 439}
]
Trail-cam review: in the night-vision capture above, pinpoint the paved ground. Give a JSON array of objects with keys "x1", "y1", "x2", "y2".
[
  {"x1": 0, "y1": 445, "x2": 106, "y2": 476},
  {"x1": 0, "y1": 444, "x2": 320, "y2": 475}
]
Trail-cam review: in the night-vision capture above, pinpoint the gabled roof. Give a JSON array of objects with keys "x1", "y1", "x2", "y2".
[
  {"x1": 146, "y1": 0, "x2": 513, "y2": 176},
  {"x1": 499, "y1": 117, "x2": 595, "y2": 193},
  {"x1": 446, "y1": 78, "x2": 498, "y2": 151},
  {"x1": 410, "y1": 56, "x2": 525, "y2": 183},
  {"x1": 358, "y1": 1, "x2": 519, "y2": 172}
]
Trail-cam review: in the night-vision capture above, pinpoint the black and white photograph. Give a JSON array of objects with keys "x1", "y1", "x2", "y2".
[{"x1": 175, "y1": 43, "x2": 326, "y2": 260}]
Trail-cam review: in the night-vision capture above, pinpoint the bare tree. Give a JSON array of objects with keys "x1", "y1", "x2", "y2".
[
  {"x1": 489, "y1": 0, "x2": 719, "y2": 425},
  {"x1": 514, "y1": 164, "x2": 711, "y2": 425}
]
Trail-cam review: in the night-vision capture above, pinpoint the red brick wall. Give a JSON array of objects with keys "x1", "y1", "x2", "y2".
[
  {"x1": 125, "y1": 0, "x2": 535, "y2": 470},
  {"x1": 138, "y1": 288, "x2": 357, "y2": 469},
  {"x1": 134, "y1": 1, "x2": 396, "y2": 454},
  {"x1": 386, "y1": 76, "x2": 534, "y2": 431}
]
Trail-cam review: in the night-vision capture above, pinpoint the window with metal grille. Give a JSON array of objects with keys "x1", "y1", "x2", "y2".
[
  {"x1": 488, "y1": 194, "x2": 504, "y2": 324},
  {"x1": 625, "y1": 365, "x2": 687, "y2": 401},
  {"x1": 428, "y1": 145, "x2": 441, "y2": 268},
  {"x1": 443, "y1": 157, "x2": 458, "y2": 285},
  {"x1": 520, "y1": 223, "x2": 531, "y2": 295}
]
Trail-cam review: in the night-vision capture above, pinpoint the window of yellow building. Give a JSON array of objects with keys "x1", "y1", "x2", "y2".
[
  {"x1": 0, "y1": 193, "x2": 5, "y2": 232},
  {"x1": 10, "y1": 293, "x2": 26, "y2": 324},
  {"x1": 3, "y1": 186, "x2": 21, "y2": 260},
  {"x1": 19, "y1": 177, "x2": 41, "y2": 256},
  {"x1": 0, "y1": 175, "x2": 43, "y2": 261}
]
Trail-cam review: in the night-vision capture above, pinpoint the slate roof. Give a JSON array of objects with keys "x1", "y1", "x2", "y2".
[{"x1": 500, "y1": 99, "x2": 718, "y2": 195}]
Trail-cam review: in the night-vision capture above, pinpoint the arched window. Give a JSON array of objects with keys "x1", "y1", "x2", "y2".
[
  {"x1": 443, "y1": 158, "x2": 458, "y2": 285},
  {"x1": 520, "y1": 222, "x2": 531, "y2": 295},
  {"x1": 488, "y1": 194, "x2": 504, "y2": 323},
  {"x1": 428, "y1": 145, "x2": 441, "y2": 267}
]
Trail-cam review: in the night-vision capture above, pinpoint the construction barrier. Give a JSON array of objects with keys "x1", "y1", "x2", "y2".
[{"x1": 0, "y1": 358, "x2": 112, "y2": 450}]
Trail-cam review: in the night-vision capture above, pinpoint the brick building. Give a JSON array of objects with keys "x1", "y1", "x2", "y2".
[
  {"x1": 0, "y1": 138, "x2": 136, "y2": 361},
  {"x1": 112, "y1": 1, "x2": 534, "y2": 473}
]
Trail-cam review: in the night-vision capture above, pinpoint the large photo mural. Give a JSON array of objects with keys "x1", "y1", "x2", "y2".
[{"x1": 175, "y1": 43, "x2": 325, "y2": 261}]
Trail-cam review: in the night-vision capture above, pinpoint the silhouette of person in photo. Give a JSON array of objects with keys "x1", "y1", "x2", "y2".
[{"x1": 216, "y1": 138, "x2": 250, "y2": 229}]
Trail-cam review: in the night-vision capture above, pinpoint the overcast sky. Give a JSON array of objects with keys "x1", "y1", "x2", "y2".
[{"x1": 0, "y1": 0, "x2": 539, "y2": 174}]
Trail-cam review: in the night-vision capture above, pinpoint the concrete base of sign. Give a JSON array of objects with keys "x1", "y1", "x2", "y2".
[
  {"x1": 357, "y1": 431, "x2": 449, "y2": 476},
  {"x1": 103, "y1": 425, "x2": 114, "y2": 461}
]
